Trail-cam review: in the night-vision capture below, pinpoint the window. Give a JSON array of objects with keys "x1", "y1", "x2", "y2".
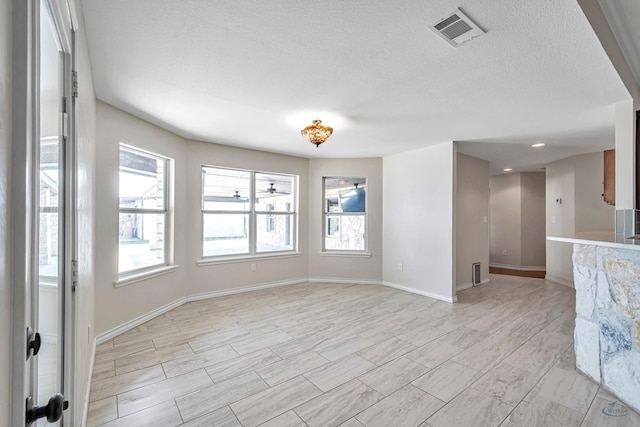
[
  {"x1": 119, "y1": 145, "x2": 172, "y2": 275},
  {"x1": 323, "y1": 177, "x2": 366, "y2": 251},
  {"x1": 202, "y1": 167, "x2": 297, "y2": 258}
]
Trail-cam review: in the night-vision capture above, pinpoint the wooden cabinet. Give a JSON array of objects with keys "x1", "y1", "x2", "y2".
[{"x1": 604, "y1": 149, "x2": 615, "y2": 205}]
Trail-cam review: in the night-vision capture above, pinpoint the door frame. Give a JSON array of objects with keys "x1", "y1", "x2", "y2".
[{"x1": 11, "y1": 0, "x2": 78, "y2": 425}]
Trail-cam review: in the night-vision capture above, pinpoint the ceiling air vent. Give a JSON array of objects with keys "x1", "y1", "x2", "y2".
[{"x1": 430, "y1": 8, "x2": 485, "y2": 48}]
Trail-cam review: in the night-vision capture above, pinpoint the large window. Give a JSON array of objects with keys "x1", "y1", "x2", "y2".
[
  {"x1": 119, "y1": 145, "x2": 172, "y2": 275},
  {"x1": 202, "y1": 166, "x2": 297, "y2": 258},
  {"x1": 323, "y1": 177, "x2": 367, "y2": 251}
]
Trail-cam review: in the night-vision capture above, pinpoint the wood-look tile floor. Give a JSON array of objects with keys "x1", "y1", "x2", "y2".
[{"x1": 87, "y1": 275, "x2": 640, "y2": 427}]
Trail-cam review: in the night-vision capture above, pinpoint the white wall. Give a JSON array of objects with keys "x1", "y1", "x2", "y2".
[
  {"x1": 383, "y1": 142, "x2": 456, "y2": 302},
  {"x1": 546, "y1": 151, "x2": 614, "y2": 286},
  {"x1": 72, "y1": 0, "x2": 98, "y2": 423},
  {"x1": 308, "y1": 158, "x2": 382, "y2": 282},
  {"x1": 95, "y1": 102, "x2": 189, "y2": 334},
  {"x1": 0, "y1": 1, "x2": 12, "y2": 424},
  {"x1": 186, "y1": 140, "x2": 309, "y2": 297},
  {"x1": 455, "y1": 153, "x2": 489, "y2": 289}
]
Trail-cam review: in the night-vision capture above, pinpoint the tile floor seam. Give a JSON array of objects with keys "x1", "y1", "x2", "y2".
[{"x1": 89, "y1": 278, "x2": 634, "y2": 426}]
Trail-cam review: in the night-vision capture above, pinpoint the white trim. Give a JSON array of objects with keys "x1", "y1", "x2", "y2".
[
  {"x1": 545, "y1": 274, "x2": 574, "y2": 288},
  {"x1": 81, "y1": 338, "x2": 96, "y2": 427},
  {"x1": 98, "y1": 278, "x2": 308, "y2": 344},
  {"x1": 456, "y1": 278, "x2": 490, "y2": 292},
  {"x1": 308, "y1": 277, "x2": 382, "y2": 285},
  {"x1": 489, "y1": 263, "x2": 546, "y2": 272},
  {"x1": 187, "y1": 277, "x2": 308, "y2": 302},
  {"x1": 382, "y1": 281, "x2": 457, "y2": 303},
  {"x1": 41, "y1": 332, "x2": 58, "y2": 344},
  {"x1": 197, "y1": 252, "x2": 301, "y2": 267},
  {"x1": 114, "y1": 265, "x2": 179, "y2": 288},
  {"x1": 318, "y1": 251, "x2": 372, "y2": 258},
  {"x1": 95, "y1": 297, "x2": 187, "y2": 345}
]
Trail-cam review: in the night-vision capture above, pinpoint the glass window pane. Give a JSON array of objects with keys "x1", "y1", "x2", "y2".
[
  {"x1": 120, "y1": 147, "x2": 165, "y2": 209},
  {"x1": 203, "y1": 167, "x2": 250, "y2": 211},
  {"x1": 119, "y1": 213, "x2": 166, "y2": 273},
  {"x1": 257, "y1": 214, "x2": 294, "y2": 252},
  {"x1": 324, "y1": 178, "x2": 366, "y2": 213},
  {"x1": 325, "y1": 215, "x2": 365, "y2": 250},
  {"x1": 255, "y1": 173, "x2": 294, "y2": 212},
  {"x1": 203, "y1": 213, "x2": 249, "y2": 256}
]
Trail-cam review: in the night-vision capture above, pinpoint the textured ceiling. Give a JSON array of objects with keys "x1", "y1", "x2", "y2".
[{"x1": 82, "y1": 0, "x2": 630, "y2": 170}]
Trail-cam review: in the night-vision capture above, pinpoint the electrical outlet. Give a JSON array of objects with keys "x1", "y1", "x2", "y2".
[
  {"x1": 250, "y1": 263, "x2": 256, "y2": 272},
  {"x1": 551, "y1": 216, "x2": 556, "y2": 224},
  {"x1": 502, "y1": 249, "x2": 507, "y2": 256},
  {"x1": 482, "y1": 216, "x2": 487, "y2": 223},
  {"x1": 397, "y1": 262, "x2": 403, "y2": 271}
]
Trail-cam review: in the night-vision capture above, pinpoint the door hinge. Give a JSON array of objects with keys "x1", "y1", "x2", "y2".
[
  {"x1": 72, "y1": 259, "x2": 78, "y2": 293},
  {"x1": 26, "y1": 327, "x2": 41, "y2": 359},
  {"x1": 62, "y1": 112, "x2": 69, "y2": 139},
  {"x1": 72, "y1": 70, "x2": 79, "y2": 98}
]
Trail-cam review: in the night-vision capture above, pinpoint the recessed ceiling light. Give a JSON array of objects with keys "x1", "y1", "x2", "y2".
[
  {"x1": 531, "y1": 143, "x2": 545, "y2": 148},
  {"x1": 503, "y1": 168, "x2": 513, "y2": 172}
]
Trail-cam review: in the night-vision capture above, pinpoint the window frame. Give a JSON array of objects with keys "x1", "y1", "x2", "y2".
[
  {"x1": 200, "y1": 165, "x2": 299, "y2": 260},
  {"x1": 117, "y1": 143, "x2": 174, "y2": 279},
  {"x1": 322, "y1": 176, "x2": 368, "y2": 253}
]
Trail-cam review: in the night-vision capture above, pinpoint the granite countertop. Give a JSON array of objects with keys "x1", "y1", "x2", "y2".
[{"x1": 547, "y1": 231, "x2": 640, "y2": 250}]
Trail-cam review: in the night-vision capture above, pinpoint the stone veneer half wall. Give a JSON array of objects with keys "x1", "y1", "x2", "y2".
[{"x1": 573, "y1": 243, "x2": 640, "y2": 412}]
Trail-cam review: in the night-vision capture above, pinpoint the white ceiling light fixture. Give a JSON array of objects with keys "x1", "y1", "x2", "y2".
[
  {"x1": 430, "y1": 8, "x2": 485, "y2": 48},
  {"x1": 531, "y1": 143, "x2": 546, "y2": 148},
  {"x1": 503, "y1": 168, "x2": 513, "y2": 172}
]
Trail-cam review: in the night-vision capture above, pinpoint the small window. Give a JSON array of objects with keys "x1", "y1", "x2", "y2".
[
  {"x1": 118, "y1": 145, "x2": 173, "y2": 275},
  {"x1": 323, "y1": 177, "x2": 367, "y2": 251}
]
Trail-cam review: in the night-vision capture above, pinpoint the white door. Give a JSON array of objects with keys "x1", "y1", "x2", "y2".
[{"x1": 13, "y1": 0, "x2": 76, "y2": 425}]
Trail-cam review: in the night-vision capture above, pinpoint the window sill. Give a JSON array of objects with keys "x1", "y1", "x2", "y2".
[
  {"x1": 319, "y1": 251, "x2": 372, "y2": 258},
  {"x1": 114, "y1": 265, "x2": 179, "y2": 288},
  {"x1": 197, "y1": 251, "x2": 302, "y2": 266}
]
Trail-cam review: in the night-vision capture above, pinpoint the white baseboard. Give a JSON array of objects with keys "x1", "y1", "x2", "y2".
[
  {"x1": 187, "y1": 277, "x2": 308, "y2": 302},
  {"x1": 545, "y1": 274, "x2": 574, "y2": 288},
  {"x1": 490, "y1": 263, "x2": 546, "y2": 271},
  {"x1": 96, "y1": 277, "x2": 309, "y2": 344},
  {"x1": 456, "y1": 278, "x2": 490, "y2": 292},
  {"x1": 82, "y1": 338, "x2": 97, "y2": 427},
  {"x1": 382, "y1": 281, "x2": 457, "y2": 303},
  {"x1": 308, "y1": 277, "x2": 383, "y2": 286},
  {"x1": 95, "y1": 297, "x2": 187, "y2": 345}
]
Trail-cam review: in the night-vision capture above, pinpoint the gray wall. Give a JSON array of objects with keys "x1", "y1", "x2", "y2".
[
  {"x1": 490, "y1": 173, "x2": 522, "y2": 266},
  {"x1": 546, "y1": 151, "x2": 614, "y2": 286},
  {"x1": 308, "y1": 158, "x2": 383, "y2": 282},
  {"x1": 489, "y1": 172, "x2": 546, "y2": 269},
  {"x1": 520, "y1": 173, "x2": 546, "y2": 267},
  {"x1": 455, "y1": 153, "x2": 490, "y2": 288}
]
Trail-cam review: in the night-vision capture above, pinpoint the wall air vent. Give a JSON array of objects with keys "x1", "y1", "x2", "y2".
[{"x1": 430, "y1": 8, "x2": 485, "y2": 48}]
